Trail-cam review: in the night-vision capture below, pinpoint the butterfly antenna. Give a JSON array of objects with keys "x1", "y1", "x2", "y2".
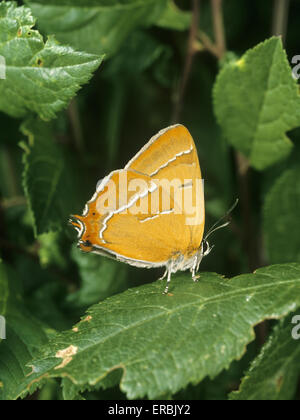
[{"x1": 204, "y1": 199, "x2": 239, "y2": 242}]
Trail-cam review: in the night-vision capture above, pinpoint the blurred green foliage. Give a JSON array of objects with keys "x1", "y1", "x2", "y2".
[{"x1": 0, "y1": 0, "x2": 300, "y2": 401}]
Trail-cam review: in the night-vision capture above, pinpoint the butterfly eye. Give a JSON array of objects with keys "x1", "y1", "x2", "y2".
[{"x1": 78, "y1": 240, "x2": 93, "y2": 253}]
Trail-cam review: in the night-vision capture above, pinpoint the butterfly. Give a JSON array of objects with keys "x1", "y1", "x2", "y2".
[{"x1": 70, "y1": 124, "x2": 233, "y2": 294}]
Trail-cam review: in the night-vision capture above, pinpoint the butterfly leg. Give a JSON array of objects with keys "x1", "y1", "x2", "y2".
[
  {"x1": 191, "y1": 258, "x2": 200, "y2": 282},
  {"x1": 163, "y1": 262, "x2": 173, "y2": 294},
  {"x1": 158, "y1": 268, "x2": 168, "y2": 281},
  {"x1": 192, "y1": 273, "x2": 200, "y2": 282}
]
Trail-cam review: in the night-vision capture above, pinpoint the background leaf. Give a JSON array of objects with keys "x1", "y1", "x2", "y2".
[
  {"x1": 214, "y1": 37, "x2": 300, "y2": 170},
  {"x1": 25, "y1": 0, "x2": 169, "y2": 57},
  {"x1": 38, "y1": 231, "x2": 67, "y2": 269},
  {"x1": 264, "y1": 164, "x2": 300, "y2": 264},
  {"x1": 230, "y1": 314, "x2": 300, "y2": 400},
  {"x1": 21, "y1": 118, "x2": 78, "y2": 236},
  {"x1": 68, "y1": 246, "x2": 129, "y2": 308},
  {"x1": 0, "y1": 2, "x2": 103, "y2": 120},
  {"x1": 0, "y1": 260, "x2": 50, "y2": 401},
  {"x1": 156, "y1": 0, "x2": 191, "y2": 31}
]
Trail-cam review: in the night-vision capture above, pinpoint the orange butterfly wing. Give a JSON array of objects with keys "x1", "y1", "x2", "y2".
[
  {"x1": 125, "y1": 124, "x2": 205, "y2": 254},
  {"x1": 71, "y1": 125, "x2": 205, "y2": 267}
]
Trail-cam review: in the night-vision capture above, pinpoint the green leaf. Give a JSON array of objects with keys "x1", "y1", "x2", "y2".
[
  {"x1": 37, "y1": 379, "x2": 61, "y2": 401},
  {"x1": 104, "y1": 30, "x2": 171, "y2": 78},
  {"x1": 156, "y1": 0, "x2": 191, "y2": 31},
  {"x1": 14, "y1": 263, "x2": 300, "y2": 399},
  {"x1": 174, "y1": 341, "x2": 258, "y2": 400},
  {"x1": 0, "y1": 1, "x2": 103, "y2": 120},
  {"x1": 214, "y1": 37, "x2": 300, "y2": 170},
  {"x1": 15, "y1": 255, "x2": 71, "y2": 332},
  {"x1": 68, "y1": 246, "x2": 129, "y2": 308},
  {"x1": 230, "y1": 314, "x2": 300, "y2": 400},
  {"x1": 25, "y1": 0, "x2": 168, "y2": 57},
  {"x1": 38, "y1": 231, "x2": 67, "y2": 269},
  {"x1": 264, "y1": 165, "x2": 300, "y2": 263},
  {"x1": 0, "y1": 260, "x2": 50, "y2": 400},
  {"x1": 21, "y1": 118, "x2": 77, "y2": 236}
]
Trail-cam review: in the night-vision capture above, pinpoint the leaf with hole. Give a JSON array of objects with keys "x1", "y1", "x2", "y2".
[{"x1": 12, "y1": 263, "x2": 300, "y2": 400}]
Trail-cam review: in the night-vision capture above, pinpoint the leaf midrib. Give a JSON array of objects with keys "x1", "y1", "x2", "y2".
[
  {"x1": 2, "y1": 60, "x2": 101, "y2": 72},
  {"x1": 46, "y1": 275, "x2": 300, "y2": 365}
]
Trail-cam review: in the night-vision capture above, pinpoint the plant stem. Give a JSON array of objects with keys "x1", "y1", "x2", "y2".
[
  {"x1": 0, "y1": 238, "x2": 38, "y2": 261},
  {"x1": 0, "y1": 205, "x2": 10, "y2": 261},
  {"x1": 68, "y1": 98, "x2": 85, "y2": 153},
  {"x1": 272, "y1": 0, "x2": 290, "y2": 44},
  {"x1": 198, "y1": 30, "x2": 220, "y2": 58},
  {"x1": 211, "y1": 0, "x2": 226, "y2": 59},
  {"x1": 234, "y1": 152, "x2": 260, "y2": 272},
  {"x1": 210, "y1": 0, "x2": 260, "y2": 271},
  {"x1": 172, "y1": 0, "x2": 200, "y2": 122},
  {"x1": 0, "y1": 196, "x2": 27, "y2": 209},
  {"x1": 106, "y1": 80, "x2": 126, "y2": 170},
  {"x1": 1, "y1": 146, "x2": 19, "y2": 197},
  {"x1": 0, "y1": 237, "x2": 74, "y2": 288}
]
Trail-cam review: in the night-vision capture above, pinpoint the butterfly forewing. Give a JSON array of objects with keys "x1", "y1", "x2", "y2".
[{"x1": 126, "y1": 124, "x2": 205, "y2": 253}]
